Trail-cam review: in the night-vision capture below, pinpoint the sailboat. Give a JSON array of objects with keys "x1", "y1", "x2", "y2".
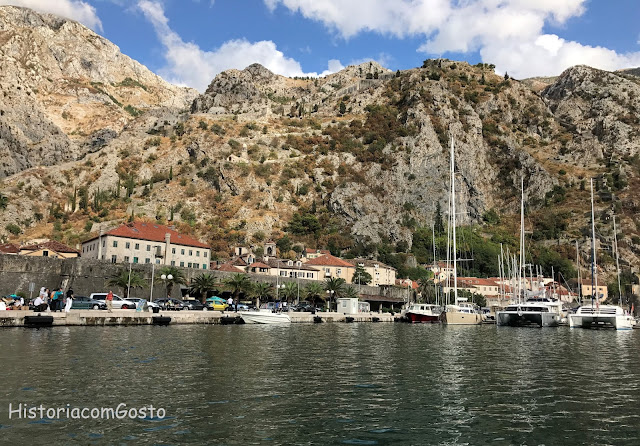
[
  {"x1": 496, "y1": 178, "x2": 564, "y2": 327},
  {"x1": 440, "y1": 138, "x2": 483, "y2": 325},
  {"x1": 569, "y1": 179, "x2": 635, "y2": 330}
]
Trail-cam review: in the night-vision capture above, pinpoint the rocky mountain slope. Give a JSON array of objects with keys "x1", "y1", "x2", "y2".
[
  {"x1": 1, "y1": 6, "x2": 640, "y2": 283},
  {"x1": 0, "y1": 5, "x2": 197, "y2": 178}
]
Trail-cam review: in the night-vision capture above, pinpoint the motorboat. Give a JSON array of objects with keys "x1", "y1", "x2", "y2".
[
  {"x1": 496, "y1": 298, "x2": 564, "y2": 327},
  {"x1": 238, "y1": 309, "x2": 291, "y2": 324},
  {"x1": 404, "y1": 303, "x2": 442, "y2": 323}
]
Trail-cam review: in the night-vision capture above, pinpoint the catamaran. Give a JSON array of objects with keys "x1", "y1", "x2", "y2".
[{"x1": 569, "y1": 180, "x2": 635, "y2": 330}]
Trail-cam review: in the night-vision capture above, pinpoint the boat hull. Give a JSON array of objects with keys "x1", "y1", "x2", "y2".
[
  {"x1": 405, "y1": 312, "x2": 440, "y2": 323},
  {"x1": 440, "y1": 311, "x2": 483, "y2": 325},
  {"x1": 496, "y1": 311, "x2": 560, "y2": 327},
  {"x1": 569, "y1": 314, "x2": 634, "y2": 330},
  {"x1": 238, "y1": 311, "x2": 291, "y2": 324}
]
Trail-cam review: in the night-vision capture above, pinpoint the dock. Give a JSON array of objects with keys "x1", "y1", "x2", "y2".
[{"x1": 0, "y1": 310, "x2": 396, "y2": 327}]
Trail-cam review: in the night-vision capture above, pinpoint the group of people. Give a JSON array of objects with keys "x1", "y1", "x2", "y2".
[{"x1": 32, "y1": 287, "x2": 74, "y2": 313}]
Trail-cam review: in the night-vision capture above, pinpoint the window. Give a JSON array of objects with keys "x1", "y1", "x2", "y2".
[
  {"x1": 43, "y1": 250, "x2": 49, "y2": 257},
  {"x1": 204, "y1": 252, "x2": 208, "y2": 258},
  {"x1": 133, "y1": 257, "x2": 139, "y2": 263},
  {"x1": 180, "y1": 262, "x2": 184, "y2": 267},
  {"x1": 196, "y1": 251, "x2": 200, "y2": 257},
  {"x1": 113, "y1": 241, "x2": 118, "y2": 248},
  {"x1": 189, "y1": 250, "x2": 193, "y2": 256},
  {"x1": 102, "y1": 241, "x2": 105, "y2": 247},
  {"x1": 188, "y1": 262, "x2": 192, "y2": 268},
  {"x1": 203, "y1": 264, "x2": 207, "y2": 270},
  {"x1": 307, "y1": 272, "x2": 314, "y2": 278},
  {"x1": 172, "y1": 248, "x2": 176, "y2": 254},
  {"x1": 181, "y1": 249, "x2": 185, "y2": 255},
  {"x1": 146, "y1": 245, "x2": 151, "y2": 251},
  {"x1": 111, "y1": 255, "x2": 117, "y2": 263},
  {"x1": 194, "y1": 264, "x2": 199, "y2": 269},
  {"x1": 124, "y1": 256, "x2": 130, "y2": 263},
  {"x1": 135, "y1": 243, "x2": 139, "y2": 250},
  {"x1": 126, "y1": 242, "x2": 130, "y2": 249},
  {"x1": 171, "y1": 260, "x2": 175, "y2": 266},
  {"x1": 337, "y1": 268, "x2": 342, "y2": 275},
  {"x1": 145, "y1": 258, "x2": 150, "y2": 264}
]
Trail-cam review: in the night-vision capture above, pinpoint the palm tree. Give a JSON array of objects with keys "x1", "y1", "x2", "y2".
[
  {"x1": 342, "y1": 286, "x2": 359, "y2": 299},
  {"x1": 280, "y1": 281, "x2": 298, "y2": 303},
  {"x1": 250, "y1": 281, "x2": 273, "y2": 307},
  {"x1": 304, "y1": 282, "x2": 324, "y2": 307},
  {"x1": 157, "y1": 266, "x2": 186, "y2": 298},
  {"x1": 106, "y1": 269, "x2": 147, "y2": 299},
  {"x1": 190, "y1": 273, "x2": 217, "y2": 303},
  {"x1": 224, "y1": 273, "x2": 252, "y2": 308},
  {"x1": 325, "y1": 277, "x2": 346, "y2": 312}
]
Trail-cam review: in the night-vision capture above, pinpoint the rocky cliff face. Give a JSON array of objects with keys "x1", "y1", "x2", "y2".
[
  {"x1": 0, "y1": 5, "x2": 197, "y2": 178},
  {"x1": 2, "y1": 6, "x2": 640, "y2": 276}
]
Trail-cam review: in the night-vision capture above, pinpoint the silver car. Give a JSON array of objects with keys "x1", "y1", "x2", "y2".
[
  {"x1": 126, "y1": 297, "x2": 160, "y2": 311},
  {"x1": 89, "y1": 293, "x2": 137, "y2": 310}
]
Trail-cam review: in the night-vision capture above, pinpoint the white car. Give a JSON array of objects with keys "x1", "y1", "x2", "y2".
[
  {"x1": 126, "y1": 298, "x2": 160, "y2": 311},
  {"x1": 89, "y1": 293, "x2": 137, "y2": 310}
]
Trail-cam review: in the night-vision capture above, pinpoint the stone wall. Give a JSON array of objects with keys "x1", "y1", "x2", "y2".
[{"x1": 0, "y1": 254, "x2": 411, "y2": 301}]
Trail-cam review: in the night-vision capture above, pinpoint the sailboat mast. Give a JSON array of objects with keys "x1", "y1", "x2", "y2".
[
  {"x1": 451, "y1": 138, "x2": 458, "y2": 304},
  {"x1": 576, "y1": 240, "x2": 581, "y2": 302},
  {"x1": 519, "y1": 177, "x2": 525, "y2": 304},
  {"x1": 613, "y1": 214, "x2": 622, "y2": 307},
  {"x1": 590, "y1": 179, "x2": 597, "y2": 308},
  {"x1": 432, "y1": 223, "x2": 438, "y2": 305}
]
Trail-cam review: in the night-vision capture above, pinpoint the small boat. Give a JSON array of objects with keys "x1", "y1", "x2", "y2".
[
  {"x1": 496, "y1": 298, "x2": 564, "y2": 327},
  {"x1": 404, "y1": 303, "x2": 442, "y2": 323},
  {"x1": 238, "y1": 310, "x2": 291, "y2": 324}
]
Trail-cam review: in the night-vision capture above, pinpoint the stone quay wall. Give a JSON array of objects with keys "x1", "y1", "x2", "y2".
[{"x1": 0, "y1": 254, "x2": 411, "y2": 301}]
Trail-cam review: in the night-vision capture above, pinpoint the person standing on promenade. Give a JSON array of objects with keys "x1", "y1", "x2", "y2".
[
  {"x1": 106, "y1": 290, "x2": 114, "y2": 312},
  {"x1": 53, "y1": 288, "x2": 64, "y2": 312},
  {"x1": 227, "y1": 296, "x2": 233, "y2": 312},
  {"x1": 43, "y1": 288, "x2": 51, "y2": 313},
  {"x1": 64, "y1": 288, "x2": 74, "y2": 313}
]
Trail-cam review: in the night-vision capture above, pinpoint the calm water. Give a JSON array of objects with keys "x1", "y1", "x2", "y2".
[{"x1": 1, "y1": 323, "x2": 639, "y2": 445}]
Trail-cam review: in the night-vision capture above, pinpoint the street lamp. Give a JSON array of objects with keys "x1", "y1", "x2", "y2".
[
  {"x1": 326, "y1": 289, "x2": 335, "y2": 312},
  {"x1": 149, "y1": 245, "x2": 161, "y2": 302},
  {"x1": 160, "y1": 273, "x2": 173, "y2": 299}
]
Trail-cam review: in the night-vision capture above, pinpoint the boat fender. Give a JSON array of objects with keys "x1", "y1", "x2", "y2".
[
  {"x1": 152, "y1": 316, "x2": 171, "y2": 326},
  {"x1": 313, "y1": 316, "x2": 323, "y2": 323},
  {"x1": 517, "y1": 307, "x2": 522, "y2": 317}
]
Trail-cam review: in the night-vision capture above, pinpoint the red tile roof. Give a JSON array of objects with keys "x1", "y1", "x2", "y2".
[
  {"x1": 85, "y1": 222, "x2": 210, "y2": 249},
  {"x1": 249, "y1": 262, "x2": 271, "y2": 269},
  {"x1": 304, "y1": 254, "x2": 354, "y2": 268},
  {"x1": 305, "y1": 248, "x2": 330, "y2": 255},
  {"x1": 0, "y1": 243, "x2": 20, "y2": 254},
  {"x1": 216, "y1": 263, "x2": 244, "y2": 272},
  {"x1": 21, "y1": 240, "x2": 80, "y2": 254}
]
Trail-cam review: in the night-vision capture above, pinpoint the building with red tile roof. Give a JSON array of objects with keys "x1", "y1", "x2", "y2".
[
  {"x1": 0, "y1": 243, "x2": 20, "y2": 254},
  {"x1": 81, "y1": 221, "x2": 211, "y2": 269},
  {"x1": 20, "y1": 240, "x2": 80, "y2": 259},
  {"x1": 303, "y1": 248, "x2": 331, "y2": 260},
  {"x1": 305, "y1": 254, "x2": 355, "y2": 282},
  {"x1": 345, "y1": 258, "x2": 396, "y2": 287}
]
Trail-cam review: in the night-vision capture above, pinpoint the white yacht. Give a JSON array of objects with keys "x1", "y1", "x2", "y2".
[
  {"x1": 441, "y1": 299, "x2": 484, "y2": 325},
  {"x1": 496, "y1": 297, "x2": 564, "y2": 327},
  {"x1": 569, "y1": 180, "x2": 634, "y2": 331},
  {"x1": 238, "y1": 310, "x2": 291, "y2": 324}
]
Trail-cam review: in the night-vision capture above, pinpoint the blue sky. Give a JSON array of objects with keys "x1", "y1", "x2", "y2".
[{"x1": 3, "y1": 0, "x2": 640, "y2": 91}]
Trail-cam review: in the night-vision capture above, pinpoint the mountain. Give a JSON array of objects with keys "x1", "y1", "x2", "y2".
[
  {"x1": 1, "y1": 6, "x2": 640, "y2": 285},
  {"x1": 0, "y1": 5, "x2": 197, "y2": 178}
]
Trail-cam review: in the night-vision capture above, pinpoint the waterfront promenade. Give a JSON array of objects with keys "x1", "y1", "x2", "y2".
[{"x1": 0, "y1": 309, "x2": 395, "y2": 327}]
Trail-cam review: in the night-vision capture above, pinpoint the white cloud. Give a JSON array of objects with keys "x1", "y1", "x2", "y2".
[
  {"x1": 264, "y1": 0, "x2": 640, "y2": 77},
  {"x1": 0, "y1": 0, "x2": 102, "y2": 31},
  {"x1": 137, "y1": 0, "x2": 342, "y2": 91}
]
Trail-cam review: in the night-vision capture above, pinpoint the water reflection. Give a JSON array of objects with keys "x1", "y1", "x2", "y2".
[{"x1": 0, "y1": 324, "x2": 638, "y2": 444}]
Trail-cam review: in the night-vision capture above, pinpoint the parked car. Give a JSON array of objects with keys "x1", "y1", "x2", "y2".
[
  {"x1": 126, "y1": 298, "x2": 160, "y2": 311},
  {"x1": 181, "y1": 299, "x2": 206, "y2": 311},
  {"x1": 71, "y1": 295, "x2": 106, "y2": 310},
  {"x1": 154, "y1": 298, "x2": 186, "y2": 311},
  {"x1": 259, "y1": 301, "x2": 288, "y2": 312},
  {"x1": 292, "y1": 301, "x2": 318, "y2": 312},
  {"x1": 89, "y1": 293, "x2": 137, "y2": 309},
  {"x1": 205, "y1": 296, "x2": 229, "y2": 311}
]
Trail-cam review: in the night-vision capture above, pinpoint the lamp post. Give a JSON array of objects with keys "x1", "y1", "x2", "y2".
[
  {"x1": 326, "y1": 289, "x2": 334, "y2": 312},
  {"x1": 149, "y1": 245, "x2": 162, "y2": 302},
  {"x1": 160, "y1": 273, "x2": 173, "y2": 299}
]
